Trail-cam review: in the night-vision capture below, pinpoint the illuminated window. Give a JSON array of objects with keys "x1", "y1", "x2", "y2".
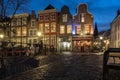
[
  {"x1": 51, "y1": 13, "x2": 56, "y2": 20},
  {"x1": 89, "y1": 25, "x2": 93, "y2": 34},
  {"x1": 60, "y1": 25, "x2": 65, "y2": 34},
  {"x1": 29, "y1": 29, "x2": 36, "y2": 36},
  {"x1": 28, "y1": 38, "x2": 37, "y2": 43},
  {"x1": 17, "y1": 28, "x2": 20, "y2": 36},
  {"x1": 45, "y1": 23, "x2": 49, "y2": 33},
  {"x1": 51, "y1": 35, "x2": 56, "y2": 45},
  {"x1": 45, "y1": 14, "x2": 49, "y2": 21},
  {"x1": 22, "y1": 27, "x2": 27, "y2": 36},
  {"x1": 39, "y1": 24, "x2": 43, "y2": 33},
  {"x1": 80, "y1": 13, "x2": 85, "y2": 22},
  {"x1": 76, "y1": 26, "x2": 81, "y2": 34},
  {"x1": 67, "y1": 25, "x2": 72, "y2": 34},
  {"x1": 51, "y1": 22, "x2": 56, "y2": 32},
  {"x1": 62, "y1": 14, "x2": 67, "y2": 22},
  {"x1": 17, "y1": 27, "x2": 26, "y2": 36},
  {"x1": 45, "y1": 35, "x2": 49, "y2": 45},
  {"x1": 85, "y1": 25, "x2": 90, "y2": 34}
]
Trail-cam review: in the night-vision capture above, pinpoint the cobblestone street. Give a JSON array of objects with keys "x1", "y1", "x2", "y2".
[{"x1": 4, "y1": 52, "x2": 120, "y2": 80}]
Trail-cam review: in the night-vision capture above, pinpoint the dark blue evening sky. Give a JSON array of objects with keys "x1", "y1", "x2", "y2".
[{"x1": 29, "y1": 0, "x2": 120, "y2": 32}]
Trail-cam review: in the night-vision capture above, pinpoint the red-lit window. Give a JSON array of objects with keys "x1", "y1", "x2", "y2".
[{"x1": 84, "y1": 24, "x2": 93, "y2": 35}]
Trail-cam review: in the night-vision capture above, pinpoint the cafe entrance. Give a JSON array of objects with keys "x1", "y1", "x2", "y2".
[{"x1": 72, "y1": 36, "x2": 93, "y2": 52}]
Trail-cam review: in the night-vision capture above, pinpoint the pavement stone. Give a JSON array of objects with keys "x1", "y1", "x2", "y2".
[{"x1": 2, "y1": 52, "x2": 120, "y2": 80}]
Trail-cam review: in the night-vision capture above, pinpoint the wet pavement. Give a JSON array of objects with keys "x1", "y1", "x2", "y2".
[{"x1": 2, "y1": 52, "x2": 120, "y2": 80}]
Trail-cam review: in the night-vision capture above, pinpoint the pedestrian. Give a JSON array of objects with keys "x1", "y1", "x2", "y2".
[
  {"x1": 38, "y1": 40, "x2": 43, "y2": 54},
  {"x1": 36, "y1": 44, "x2": 39, "y2": 55},
  {"x1": 50, "y1": 45, "x2": 54, "y2": 54},
  {"x1": 44, "y1": 44, "x2": 47, "y2": 55},
  {"x1": 29, "y1": 44, "x2": 35, "y2": 56}
]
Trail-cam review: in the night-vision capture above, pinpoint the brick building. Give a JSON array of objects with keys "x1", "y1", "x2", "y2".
[
  {"x1": 72, "y1": 3, "x2": 94, "y2": 52},
  {"x1": 38, "y1": 4, "x2": 59, "y2": 49},
  {"x1": 58, "y1": 5, "x2": 73, "y2": 51},
  {"x1": 1, "y1": 3, "x2": 94, "y2": 52}
]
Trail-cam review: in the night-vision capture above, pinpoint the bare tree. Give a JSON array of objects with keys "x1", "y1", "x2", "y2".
[{"x1": 0, "y1": 0, "x2": 30, "y2": 41}]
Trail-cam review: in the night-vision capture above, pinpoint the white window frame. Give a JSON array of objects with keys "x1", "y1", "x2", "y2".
[{"x1": 31, "y1": 20, "x2": 35, "y2": 27}]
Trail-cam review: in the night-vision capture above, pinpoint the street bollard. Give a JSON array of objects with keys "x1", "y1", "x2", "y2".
[
  {"x1": 0, "y1": 55, "x2": 7, "y2": 79},
  {"x1": 44, "y1": 45, "x2": 46, "y2": 55}
]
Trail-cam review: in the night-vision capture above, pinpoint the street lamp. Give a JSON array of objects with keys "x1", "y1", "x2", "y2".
[
  {"x1": 59, "y1": 38, "x2": 62, "y2": 53},
  {"x1": 37, "y1": 32, "x2": 42, "y2": 42},
  {"x1": 104, "y1": 40, "x2": 109, "y2": 50},
  {"x1": 0, "y1": 34, "x2": 5, "y2": 79},
  {"x1": 37, "y1": 32, "x2": 43, "y2": 54},
  {"x1": 0, "y1": 34, "x2": 4, "y2": 39},
  {"x1": 104, "y1": 40, "x2": 107, "y2": 51},
  {"x1": 37, "y1": 32, "x2": 41, "y2": 37},
  {"x1": 0, "y1": 34, "x2": 4, "y2": 47},
  {"x1": 99, "y1": 36, "x2": 103, "y2": 51},
  {"x1": 99, "y1": 36, "x2": 103, "y2": 40}
]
